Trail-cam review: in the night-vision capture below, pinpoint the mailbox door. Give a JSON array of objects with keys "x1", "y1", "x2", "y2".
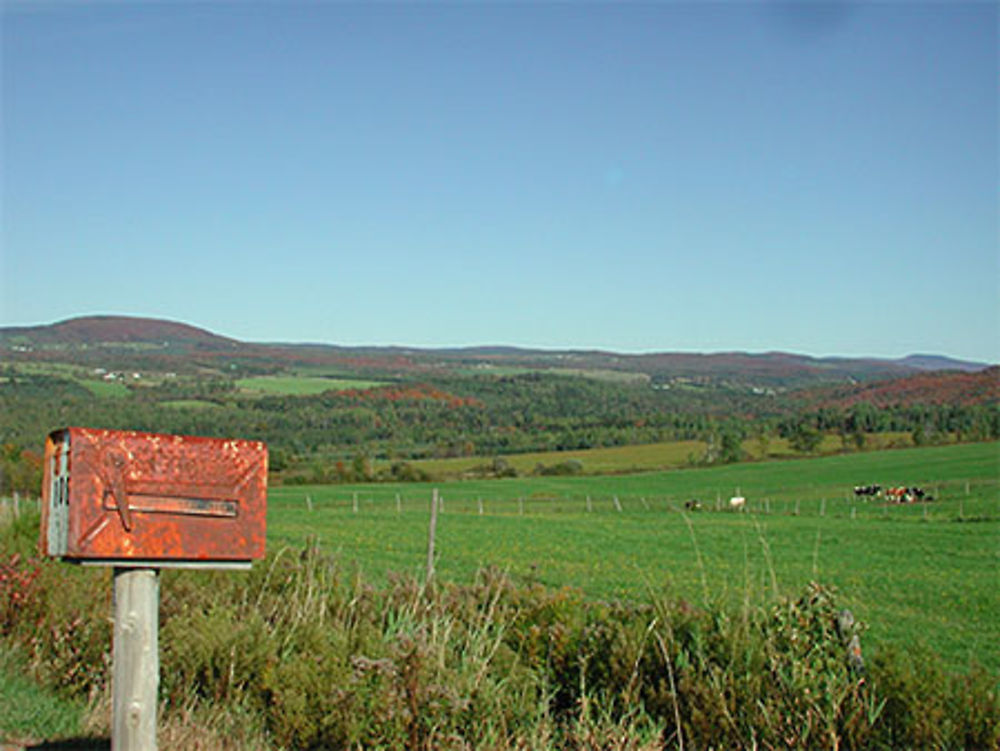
[{"x1": 42, "y1": 427, "x2": 267, "y2": 563}]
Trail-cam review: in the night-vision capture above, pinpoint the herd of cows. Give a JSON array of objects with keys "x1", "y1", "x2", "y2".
[
  {"x1": 681, "y1": 484, "x2": 935, "y2": 512},
  {"x1": 853, "y1": 484, "x2": 934, "y2": 503}
]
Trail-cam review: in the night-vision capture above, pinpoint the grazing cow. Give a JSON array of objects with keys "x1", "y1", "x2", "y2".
[
  {"x1": 886, "y1": 487, "x2": 914, "y2": 503},
  {"x1": 729, "y1": 496, "x2": 746, "y2": 511},
  {"x1": 684, "y1": 499, "x2": 702, "y2": 511},
  {"x1": 853, "y1": 484, "x2": 881, "y2": 498}
]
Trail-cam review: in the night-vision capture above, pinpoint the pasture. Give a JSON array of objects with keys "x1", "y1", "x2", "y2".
[
  {"x1": 269, "y1": 441, "x2": 1000, "y2": 674},
  {"x1": 235, "y1": 374, "x2": 385, "y2": 395},
  {"x1": 405, "y1": 431, "x2": 922, "y2": 478}
]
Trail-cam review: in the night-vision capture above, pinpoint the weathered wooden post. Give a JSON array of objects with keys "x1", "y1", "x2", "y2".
[
  {"x1": 113, "y1": 568, "x2": 159, "y2": 749},
  {"x1": 40, "y1": 427, "x2": 268, "y2": 751},
  {"x1": 426, "y1": 488, "x2": 439, "y2": 583}
]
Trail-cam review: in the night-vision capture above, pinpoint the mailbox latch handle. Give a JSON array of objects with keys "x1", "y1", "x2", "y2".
[{"x1": 103, "y1": 449, "x2": 133, "y2": 532}]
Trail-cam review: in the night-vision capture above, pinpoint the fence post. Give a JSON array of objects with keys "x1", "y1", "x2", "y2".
[
  {"x1": 113, "y1": 567, "x2": 159, "y2": 751},
  {"x1": 426, "y1": 489, "x2": 439, "y2": 583},
  {"x1": 353, "y1": 493, "x2": 358, "y2": 514},
  {"x1": 396, "y1": 493, "x2": 402, "y2": 514},
  {"x1": 477, "y1": 497, "x2": 483, "y2": 516},
  {"x1": 613, "y1": 496, "x2": 622, "y2": 512},
  {"x1": 586, "y1": 495, "x2": 592, "y2": 513}
]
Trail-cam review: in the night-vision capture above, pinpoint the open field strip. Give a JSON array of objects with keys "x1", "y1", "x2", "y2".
[
  {"x1": 269, "y1": 441, "x2": 1000, "y2": 674},
  {"x1": 235, "y1": 375, "x2": 385, "y2": 395},
  {"x1": 404, "y1": 432, "x2": 924, "y2": 478}
]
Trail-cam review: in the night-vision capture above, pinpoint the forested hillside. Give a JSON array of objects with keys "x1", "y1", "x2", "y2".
[
  {"x1": 3, "y1": 362, "x2": 998, "y2": 494},
  {"x1": 2, "y1": 316, "x2": 997, "y2": 494}
]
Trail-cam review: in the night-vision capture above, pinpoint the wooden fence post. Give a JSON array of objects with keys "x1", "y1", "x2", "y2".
[
  {"x1": 113, "y1": 567, "x2": 159, "y2": 751},
  {"x1": 426, "y1": 489, "x2": 439, "y2": 583}
]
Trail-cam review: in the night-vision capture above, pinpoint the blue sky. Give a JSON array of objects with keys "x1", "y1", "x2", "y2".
[{"x1": 2, "y1": 2, "x2": 997, "y2": 361}]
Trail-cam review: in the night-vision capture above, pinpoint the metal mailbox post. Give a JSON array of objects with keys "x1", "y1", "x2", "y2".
[{"x1": 40, "y1": 427, "x2": 268, "y2": 751}]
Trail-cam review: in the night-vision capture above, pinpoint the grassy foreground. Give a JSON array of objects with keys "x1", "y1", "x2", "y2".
[
  {"x1": 1, "y1": 442, "x2": 997, "y2": 748},
  {"x1": 2, "y1": 512, "x2": 998, "y2": 749},
  {"x1": 269, "y1": 442, "x2": 1000, "y2": 675}
]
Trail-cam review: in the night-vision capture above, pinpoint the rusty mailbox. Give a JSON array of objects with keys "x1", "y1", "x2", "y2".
[{"x1": 41, "y1": 427, "x2": 267, "y2": 567}]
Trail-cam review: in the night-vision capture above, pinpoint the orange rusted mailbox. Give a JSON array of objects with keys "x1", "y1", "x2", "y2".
[{"x1": 41, "y1": 427, "x2": 267, "y2": 568}]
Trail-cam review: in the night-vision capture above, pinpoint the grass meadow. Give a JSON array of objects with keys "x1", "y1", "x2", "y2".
[
  {"x1": 235, "y1": 375, "x2": 385, "y2": 395},
  {"x1": 269, "y1": 441, "x2": 1000, "y2": 675},
  {"x1": 1, "y1": 441, "x2": 997, "y2": 748},
  {"x1": 404, "y1": 431, "x2": 922, "y2": 478}
]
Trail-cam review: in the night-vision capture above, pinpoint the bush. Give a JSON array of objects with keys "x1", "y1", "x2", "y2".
[{"x1": 534, "y1": 459, "x2": 584, "y2": 476}]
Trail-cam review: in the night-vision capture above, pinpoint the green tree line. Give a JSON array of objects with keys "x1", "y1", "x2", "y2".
[{"x1": 1, "y1": 370, "x2": 997, "y2": 494}]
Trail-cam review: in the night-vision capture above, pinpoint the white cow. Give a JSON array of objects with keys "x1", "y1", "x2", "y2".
[{"x1": 729, "y1": 496, "x2": 746, "y2": 511}]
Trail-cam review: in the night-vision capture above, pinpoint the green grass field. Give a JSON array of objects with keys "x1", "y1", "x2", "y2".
[
  {"x1": 236, "y1": 375, "x2": 385, "y2": 395},
  {"x1": 404, "y1": 432, "x2": 921, "y2": 478},
  {"x1": 269, "y1": 441, "x2": 1000, "y2": 674},
  {"x1": 5, "y1": 362, "x2": 132, "y2": 398}
]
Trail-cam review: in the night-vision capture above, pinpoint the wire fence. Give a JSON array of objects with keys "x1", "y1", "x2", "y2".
[{"x1": 271, "y1": 477, "x2": 999, "y2": 523}]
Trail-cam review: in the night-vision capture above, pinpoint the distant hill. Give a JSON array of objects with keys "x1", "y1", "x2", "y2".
[
  {"x1": 894, "y1": 354, "x2": 988, "y2": 373},
  {"x1": 0, "y1": 315, "x2": 239, "y2": 349},
  {"x1": 0, "y1": 315, "x2": 993, "y2": 389},
  {"x1": 797, "y1": 366, "x2": 1000, "y2": 408}
]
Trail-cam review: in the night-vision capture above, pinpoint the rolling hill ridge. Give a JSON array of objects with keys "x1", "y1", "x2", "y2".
[{"x1": 1, "y1": 315, "x2": 992, "y2": 390}]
